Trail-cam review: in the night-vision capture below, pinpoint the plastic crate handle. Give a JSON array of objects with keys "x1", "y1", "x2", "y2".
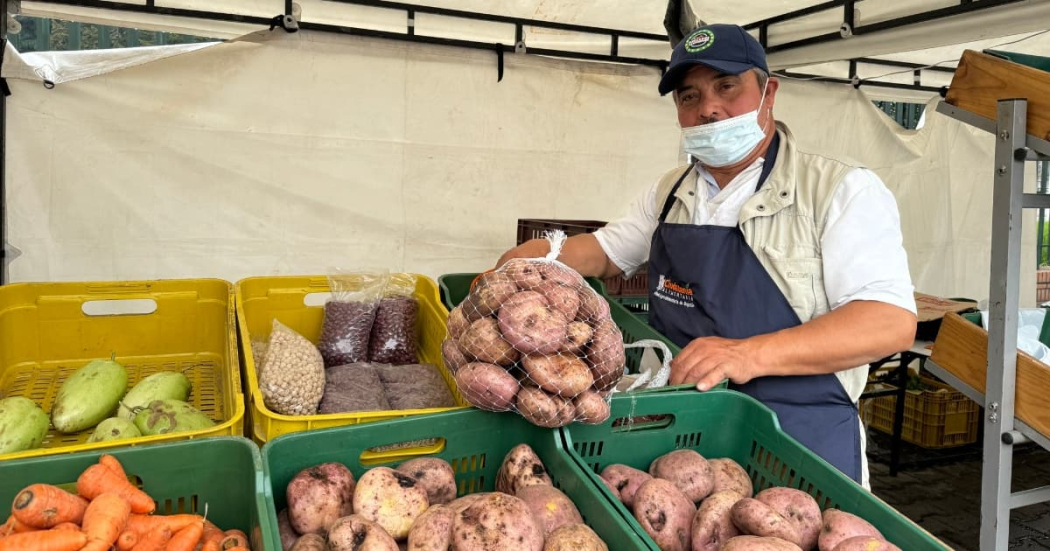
[
  {"x1": 358, "y1": 437, "x2": 448, "y2": 466},
  {"x1": 81, "y1": 298, "x2": 158, "y2": 317}
]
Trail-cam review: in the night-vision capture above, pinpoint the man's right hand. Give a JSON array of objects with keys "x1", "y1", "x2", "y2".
[{"x1": 495, "y1": 239, "x2": 551, "y2": 269}]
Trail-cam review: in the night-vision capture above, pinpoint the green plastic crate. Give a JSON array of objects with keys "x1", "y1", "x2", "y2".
[
  {"x1": 437, "y1": 272, "x2": 698, "y2": 392},
  {"x1": 563, "y1": 389, "x2": 952, "y2": 551},
  {"x1": 261, "y1": 407, "x2": 646, "y2": 551},
  {"x1": 0, "y1": 436, "x2": 274, "y2": 550}
]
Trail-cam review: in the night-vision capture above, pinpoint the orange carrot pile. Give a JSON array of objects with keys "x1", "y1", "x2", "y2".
[{"x1": 1, "y1": 454, "x2": 253, "y2": 551}]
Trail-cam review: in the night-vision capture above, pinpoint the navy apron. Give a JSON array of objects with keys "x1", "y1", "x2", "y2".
[{"x1": 647, "y1": 134, "x2": 862, "y2": 483}]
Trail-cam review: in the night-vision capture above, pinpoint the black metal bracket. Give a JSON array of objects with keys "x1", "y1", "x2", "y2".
[
  {"x1": 269, "y1": 14, "x2": 298, "y2": 33},
  {"x1": 495, "y1": 43, "x2": 503, "y2": 82}
]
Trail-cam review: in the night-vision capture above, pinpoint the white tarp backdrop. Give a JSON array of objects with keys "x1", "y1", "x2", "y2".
[{"x1": 2, "y1": 0, "x2": 1047, "y2": 306}]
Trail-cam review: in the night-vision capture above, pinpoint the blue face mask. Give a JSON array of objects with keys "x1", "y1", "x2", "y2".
[{"x1": 681, "y1": 80, "x2": 770, "y2": 168}]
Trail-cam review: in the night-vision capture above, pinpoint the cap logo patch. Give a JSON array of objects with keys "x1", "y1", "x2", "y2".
[{"x1": 685, "y1": 29, "x2": 715, "y2": 53}]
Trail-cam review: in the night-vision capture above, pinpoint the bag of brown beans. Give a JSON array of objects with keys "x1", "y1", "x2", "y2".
[
  {"x1": 317, "y1": 270, "x2": 389, "y2": 368},
  {"x1": 368, "y1": 273, "x2": 420, "y2": 365}
]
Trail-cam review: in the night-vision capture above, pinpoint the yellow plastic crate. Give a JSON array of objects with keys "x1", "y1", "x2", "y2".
[
  {"x1": 0, "y1": 279, "x2": 245, "y2": 461},
  {"x1": 861, "y1": 377, "x2": 979, "y2": 449},
  {"x1": 235, "y1": 274, "x2": 468, "y2": 446}
]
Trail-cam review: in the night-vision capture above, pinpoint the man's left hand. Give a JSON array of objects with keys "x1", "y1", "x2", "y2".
[{"x1": 669, "y1": 336, "x2": 760, "y2": 391}]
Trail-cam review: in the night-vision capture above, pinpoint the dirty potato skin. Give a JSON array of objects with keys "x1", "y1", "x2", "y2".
[
  {"x1": 576, "y1": 287, "x2": 611, "y2": 322},
  {"x1": 352, "y1": 467, "x2": 430, "y2": 541},
  {"x1": 504, "y1": 259, "x2": 546, "y2": 291},
  {"x1": 455, "y1": 362, "x2": 518, "y2": 412},
  {"x1": 599, "y1": 464, "x2": 652, "y2": 508},
  {"x1": 395, "y1": 458, "x2": 457, "y2": 506},
  {"x1": 287, "y1": 462, "x2": 357, "y2": 536},
  {"x1": 521, "y1": 353, "x2": 594, "y2": 397},
  {"x1": 709, "y1": 458, "x2": 753, "y2": 498},
  {"x1": 496, "y1": 444, "x2": 553, "y2": 495},
  {"x1": 289, "y1": 533, "x2": 329, "y2": 551},
  {"x1": 515, "y1": 484, "x2": 584, "y2": 538},
  {"x1": 818, "y1": 509, "x2": 885, "y2": 551},
  {"x1": 327, "y1": 514, "x2": 399, "y2": 551},
  {"x1": 459, "y1": 318, "x2": 519, "y2": 366},
  {"x1": 633, "y1": 478, "x2": 696, "y2": 551},
  {"x1": 278, "y1": 508, "x2": 300, "y2": 550},
  {"x1": 830, "y1": 536, "x2": 902, "y2": 551},
  {"x1": 498, "y1": 291, "x2": 570, "y2": 355},
  {"x1": 586, "y1": 320, "x2": 626, "y2": 391},
  {"x1": 451, "y1": 492, "x2": 544, "y2": 551},
  {"x1": 729, "y1": 498, "x2": 802, "y2": 547},
  {"x1": 565, "y1": 321, "x2": 594, "y2": 352},
  {"x1": 517, "y1": 387, "x2": 572, "y2": 428},
  {"x1": 721, "y1": 535, "x2": 803, "y2": 550},
  {"x1": 649, "y1": 449, "x2": 715, "y2": 503},
  {"x1": 406, "y1": 504, "x2": 455, "y2": 551},
  {"x1": 543, "y1": 524, "x2": 609, "y2": 551},
  {"x1": 441, "y1": 338, "x2": 469, "y2": 374},
  {"x1": 755, "y1": 487, "x2": 822, "y2": 551},
  {"x1": 447, "y1": 306, "x2": 470, "y2": 340},
  {"x1": 537, "y1": 281, "x2": 582, "y2": 321},
  {"x1": 690, "y1": 490, "x2": 743, "y2": 551},
  {"x1": 465, "y1": 272, "x2": 518, "y2": 318},
  {"x1": 573, "y1": 391, "x2": 611, "y2": 425}
]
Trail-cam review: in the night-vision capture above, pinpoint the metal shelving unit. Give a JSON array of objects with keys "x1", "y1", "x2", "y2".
[{"x1": 927, "y1": 97, "x2": 1050, "y2": 550}]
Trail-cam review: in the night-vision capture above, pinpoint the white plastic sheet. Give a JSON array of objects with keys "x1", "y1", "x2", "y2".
[{"x1": 979, "y1": 309, "x2": 1050, "y2": 361}]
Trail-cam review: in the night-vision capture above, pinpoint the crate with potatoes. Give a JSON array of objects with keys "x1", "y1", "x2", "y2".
[
  {"x1": 561, "y1": 389, "x2": 953, "y2": 551},
  {"x1": 262, "y1": 405, "x2": 640, "y2": 551},
  {"x1": 0, "y1": 279, "x2": 245, "y2": 462},
  {"x1": 236, "y1": 272, "x2": 469, "y2": 445}
]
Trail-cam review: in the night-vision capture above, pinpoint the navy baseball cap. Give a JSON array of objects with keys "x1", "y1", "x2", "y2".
[{"x1": 658, "y1": 24, "x2": 769, "y2": 96}]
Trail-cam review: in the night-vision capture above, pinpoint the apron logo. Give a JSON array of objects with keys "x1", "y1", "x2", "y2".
[
  {"x1": 654, "y1": 274, "x2": 695, "y2": 308},
  {"x1": 684, "y1": 29, "x2": 715, "y2": 53}
]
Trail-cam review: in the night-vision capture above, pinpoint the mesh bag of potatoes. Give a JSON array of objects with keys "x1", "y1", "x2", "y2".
[{"x1": 443, "y1": 232, "x2": 631, "y2": 428}]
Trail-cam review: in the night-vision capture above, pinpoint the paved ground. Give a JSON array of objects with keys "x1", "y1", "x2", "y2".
[{"x1": 866, "y1": 428, "x2": 1050, "y2": 550}]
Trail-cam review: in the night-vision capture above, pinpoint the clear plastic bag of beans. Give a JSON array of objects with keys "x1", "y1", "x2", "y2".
[
  {"x1": 368, "y1": 273, "x2": 420, "y2": 365},
  {"x1": 317, "y1": 269, "x2": 390, "y2": 368}
]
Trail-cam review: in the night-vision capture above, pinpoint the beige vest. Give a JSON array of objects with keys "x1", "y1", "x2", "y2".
[{"x1": 653, "y1": 121, "x2": 868, "y2": 403}]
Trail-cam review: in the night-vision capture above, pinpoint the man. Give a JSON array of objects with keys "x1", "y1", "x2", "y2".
[{"x1": 496, "y1": 23, "x2": 918, "y2": 488}]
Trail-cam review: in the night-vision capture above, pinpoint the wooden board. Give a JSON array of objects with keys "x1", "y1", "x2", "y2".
[
  {"x1": 945, "y1": 49, "x2": 1050, "y2": 141},
  {"x1": 929, "y1": 312, "x2": 1050, "y2": 438}
]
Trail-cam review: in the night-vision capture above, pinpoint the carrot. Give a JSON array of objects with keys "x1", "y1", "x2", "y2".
[
  {"x1": 201, "y1": 520, "x2": 224, "y2": 545},
  {"x1": 0, "y1": 529, "x2": 87, "y2": 551},
  {"x1": 223, "y1": 548, "x2": 249, "y2": 551},
  {"x1": 76, "y1": 464, "x2": 155, "y2": 514},
  {"x1": 129, "y1": 524, "x2": 171, "y2": 551},
  {"x1": 124, "y1": 514, "x2": 202, "y2": 537},
  {"x1": 11, "y1": 483, "x2": 90, "y2": 529},
  {"x1": 5, "y1": 515, "x2": 37, "y2": 535},
  {"x1": 166, "y1": 521, "x2": 205, "y2": 551},
  {"x1": 100, "y1": 454, "x2": 128, "y2": 480},
  {"x1": 50, "y1": 523, "x2": 79, "y2": 532},
  {"x1": 201, "y1": 541, "x2": 222, "y2": 551},
  {"x1": 80, "y1": 492, "x2": 131, "y2": 551},
  {"x1": 116, "y1": 530, "x2": 139, "y2": 551}
]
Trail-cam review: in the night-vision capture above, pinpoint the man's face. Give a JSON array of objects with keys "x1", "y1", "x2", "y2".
[{"x1": 674, "y1": 65, "x2": 777, "y2": 129}]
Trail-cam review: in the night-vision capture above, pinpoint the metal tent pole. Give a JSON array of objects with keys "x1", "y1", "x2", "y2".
[
  {"x1": 981, "y1": 98, "x2": 1028, "y2": 550},
  {"x1": 1, "y1": 0, "x2": 7, "y2": 285}
]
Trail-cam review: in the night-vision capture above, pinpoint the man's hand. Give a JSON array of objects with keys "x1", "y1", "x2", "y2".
[
  {"x1": 670, "y1": 336, "x2": 759, "y2": 391},
  {"x1": 495, "y1": 239, "x2": 551, "y2": 269}
]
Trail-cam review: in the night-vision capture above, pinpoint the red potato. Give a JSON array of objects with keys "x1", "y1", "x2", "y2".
[
  {"x1": 521, "y1": 353, "x2": 594, "y2": 397},
  {"x1": 599, "y1": 464, "x2": 652, "y2": 508},
  {"x1": 596, "y1": 475, "x2": 621, "y2": 502},
  {"x1": 649, "y1": 449, "x2": 715, "y2": 503},
  {"x1": 517, "y1": 387, "x2": 573, "y2": 428},
  {"x1": 723, "y1": 535, "x2": 804, "y2": 550},
  {"x1": 441, "y1": 338, "x2": 469, "y2": 374},
  {"x1": 465, "y1": 272, "x2": 518, "y2": 318},
  {"x1": 516, "y1": 485, "x2": 584, "y2": 538},
  {"x1": 496, "y1": 444, "x2": 553, "y2": 495},
  {"x1": 573, "y1": 391, "x2": 611, "y2": 424},
  {"x1": 395, "y1": 458, "x2": 457, "y2": 506},
  {"x1": 586, "y1": 320, "x2": 626, "y2": 391},
  {"x1": 730, "y1": 498, "x2": 802, "y2": 547},
  {"x1": 709, "y1": 458, "x2": 753, "y2": 498},
  {"x1": 448, "y1": 493, "x2": 489, "y2": 515},
  {"x1": 831, "y1": 536, "x2": 902, "y2": 551},
  {"x1": 455, "y1": 362, "x2": 518, "y2": 412},
  {"x1": 690, "y1": 490, "x2": 743, "y2": 551},
  {"x1": 633, "y1": 478, "x2": 696, "y2": 551},
  {"x1": 504, "y1": 259, "x2": 545, "y2": 291},
  {"x1": 498, "y1": 291, "x2": 571, "y2": 355},
  {"x1": 351, "y1": 467, "x2": 429, "y2": 541},
  {"x1": 538, "y1": 262, "x2": 586, "y2": 288},
  {"x1": 289, "y1": 533, "x2": 328, "y2": 550},
  {"x1": 543, "y1": 524, "x2": 609, "y2": 551},
  {"x1": 327, "y1": 515, "x2": 398, "y2": 551},
  {"x1": 277, "y1": 508, "x2": 299, "y2": 550},
  {"x1": 577, "y1": 288, "x2": 612, "y2": 323},
  {"x1": 452, "y1": 492, "x2": 544, "y2": 551},
  {"x1": 755, "y1": 487, "x2": 822, "y2": 551},
  {"x1": 537, "y1": 282, "x2": 582, "y2": 321},
  {"x1": 447, "y1": 306, "x2": 470, "y2": 340},
  {"x1": 819, "y1": 509, "x2": 885, "y2": 551},
  {"x1": 565, "y1": 322, "x2": 594, "y2": 352},
  {"x1": 405, "y1": 504, "x2": 454, "y2": 551},
  {"x1": 286, "y1": 462, "x2": 356, "y2": 536},
  {"x1": 459, "y1": 318, "x2": 519, "y2": 366}
]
